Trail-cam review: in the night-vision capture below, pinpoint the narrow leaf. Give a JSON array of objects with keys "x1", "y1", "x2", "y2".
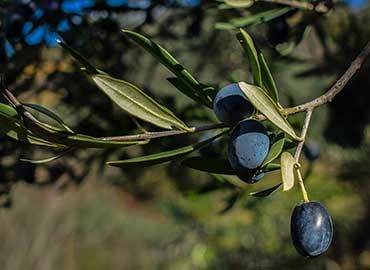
[
  {"x1": 238, "y1": 82, "x2": 301, "y2": 140},
  {"x1": 122, "y1": 29, "x2": 213, "y2": 108},
  {"x1": 262, "y1": 132, "x2": 285, "y2": 167},
  {"x1": 280, "y1": 152, "x2": 296, "y2": 191},
  {"x1": 23, "y1": 103, "x2": 74, "y2": 133},
  {"x1": 229, "y1": 8, "x2": 291, "y2": 28},
  {"x1": 20, "y1": 148, "x2": 74, "y2": 164},
  {"x1": 0, "y1": 106, "x2": 61, "y2": 147},
  {"x1": 0, "y1": 103, "x2": 142, "y2": 148},
  {"x1": 167, "y1": 77, "x2": 207, "y2": 106},
  {"x1": 92, "y1": 74, "x2": 190, "y2": 131},
  {"x1": 258, "y1": 52, "x2": 279, "y2": 102},
  {"x1": 249, "y1": 183, "x2": 282, "y2": 197},
  {"x1": 262, "y1": 163, "x2": 280, "y2": 172},
  {"x1": 107, "y1": 130, "x2": 228, "y2": 168},
  {"x1": 224, "y1": 0, "x2": 254, "y2": 8},
  {"x1": 212, "y1": 174, "x2": 249, "y2": 190},
  {"x1": 57, "y1": 39, "x2": 99, "y2": 74},
  {"x1": 237, "y1": 29, "x2": 262, "y2": 87}
]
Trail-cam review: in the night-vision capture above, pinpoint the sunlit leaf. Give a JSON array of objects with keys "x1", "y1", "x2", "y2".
[
  {"x1": 224, "y1": 0, "x2": 254, "y2": 8},
  {"x1": 216, "y1": 8, "x2": 291, "y2": 29},
  {"x1": 238, "y1": 82, "x2": 301, "y2": 140},
  {"x1": 92, "y1": 74, "x2": 190, "y2": 131},
  {"x1": 258, "y1": 52, "x2": 279, "y2": 102},
  {"x1": 280, "y1": 152, "x2": 296, "y2": 191},
  {"x1": 237, "y1": 29, "x2": 262, "y2": 87},
  {"x1": 107, "y1": 130, "x2": 228, "y2": 168},
  {"x1": 122, "y1": 29, "x2": 213, "y2": 108},
  {"x1": 249, "y1": 183, "x2": 282, "y2": 197},
  {"x1": 262, "y1": 132, "x2": 285, "y2": 167}
]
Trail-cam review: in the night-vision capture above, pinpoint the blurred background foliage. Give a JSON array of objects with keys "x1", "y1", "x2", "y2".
[{"x1": 0, "y1": 0, "x2": 370, "y2": 269}]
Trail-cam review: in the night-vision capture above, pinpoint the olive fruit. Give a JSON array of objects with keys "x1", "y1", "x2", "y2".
[
  {"x1": 228, "y1": 119, "x2": 270, "y2": 183},
  {"x1": 213, "y1": 83, "x2": 254, "y2": 125},
  {"x1": 291, "y1": 201, "x2": 333, "y2": 257}
]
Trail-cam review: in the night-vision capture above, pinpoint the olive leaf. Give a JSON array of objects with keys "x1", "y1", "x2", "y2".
[
  {"x1": 238, "y1": 82, "x2": 301, "y2": 140},
  {"x1": 0, "y1": 103, "x2": 142, "y2": 149},
  {"x1": 280, "y1": 152, "x2": 296, "y2": 191},
  {"x1": 0, "y1": 103, "x2": 61, "y2": 147},
  {"x1": 249, "y1": 183, "x2": 282, "y2": 197},
  {"x1": 216, "y1": 8, "x2": 291, "y2": 29},
  {"x1": 107, "y1": 130, "x2": 228, "y2": 168},
  {"x1": 23, "y1": 103, "x2": 74, "y2": 133},
  {"x1": 224, "y1": 0, "x2": 254, "y2": 8},
  {"x1": 262, "y1": 132, "x2": 285, "y2": 167},
  {"x1": 20, "y1": 148, "x2": 74, "y2": 164},
  {"x1": 237, "y1": 29, "x2": 262, "y2": 87},
  {"x1": 213, "y1": 174, "x2": 249, "y2": 190},
  {"x1": 258, "y1": 52, "x2": 279, "y2": 102},
  {"x1": 92, "y1": 74, "x2": 190, "y2": 131},
  {"x1": 122, "y1": 30, "x2": 213, "y2": 108},
  {"x1": 59, "y1": 39, "x2": 189, "y2": 131}
]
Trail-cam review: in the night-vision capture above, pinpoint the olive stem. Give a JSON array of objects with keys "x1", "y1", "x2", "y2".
[
  {"x1": 261, "y1": 0, "x2": 329, "y2": 13},
  {"x1": 293, "y1": 109, "x2": 313, "y2": 202},
  {"x1": 296, "y1": 165, "x2": 309, "y2": 202}
]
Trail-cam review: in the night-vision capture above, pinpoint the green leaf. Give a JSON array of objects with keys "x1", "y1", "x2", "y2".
[
  {"x1": 20, "y1": 148, "x2": 74, "y2": 164},
  {"x1": 0, "y1": 103, "x2": 142, "y2": 149},
  {"x1": 238, "y1": 82, "x2": 301, "y2": 140},
  {"x1": 212, "y1": 174, "x2": 249, "y2": 190},
  {"x1": 280, "y1": 152, "x2": 295, "y2": 191},
  {"x1": 258, "y1": 52, "x2": 279, "y2": 102},
  {"x1": 0, "y1": 104, "x2": 61, "y2": 147},
  {"x1": 224, "y1": 0, "x2": 254, "y2": 8},
  {"x1": 107, "y1": 130, "x2": 228, "y2": 168},
  {"x1": 182, "y1": 157, "x2": 236, "y2": 175},
  {"x1": 59, "y1": 38, "x2": 188, "y2": 131},
  {"x1": 57, "y1": 39, "x2": 99, "y2": 74},
  {"x1": 262, "y1": 163, "x2": 280, "y2": 172},
  {"x1": 122, "y1": 30, "x2": 213, "y2": 108},
  {"x1": 217, "y1": 8, "x2": 291, "y2": 29},
  {"x1": 167, "y1": 77, "x2": 207, "y2": 106},
  {"x1": 92, "y1": 74, "x2": 190, "y2": 131},
  {"x1": 262, "y1": 132, "x2": 285, "y2": 167},
  {"x1": 249, "y1": 183, "x2": 282, "y2": 197},
  {"x1": 23, "y1": 103, "x2": 74, "y2": 133},
  {"x1": 237, "y1": 29, "x2": 262, "y2": 87}
]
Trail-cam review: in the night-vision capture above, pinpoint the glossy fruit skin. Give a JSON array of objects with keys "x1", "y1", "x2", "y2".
[
  {"x1": 213, "y1": 83, "x2": 254, "y2": 125},
  {"x1": 291, "y1": 201, "x2": 333, "y2": 257},
  {"x1": 228, "y1": 120, "x2": 270, "y2": 183}
]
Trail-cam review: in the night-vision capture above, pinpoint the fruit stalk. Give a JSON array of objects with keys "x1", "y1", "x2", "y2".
[{"x1": 294, "y1": 109, "x2": 313, "y2": 202}]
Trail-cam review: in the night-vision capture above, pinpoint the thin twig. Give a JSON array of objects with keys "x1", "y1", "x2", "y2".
[
  {"x1": 98, "y1": 123, "x2": 227, "y2": 141},
  {"x1": 261, "y1": 0, "x2": 329, "y2": 13},
  {"x1": 294, "y1": 109, "x2": 313, "y2": 162},
  {"x1": 255, "y1": 40, "x2": 370, "y2": 121}
]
